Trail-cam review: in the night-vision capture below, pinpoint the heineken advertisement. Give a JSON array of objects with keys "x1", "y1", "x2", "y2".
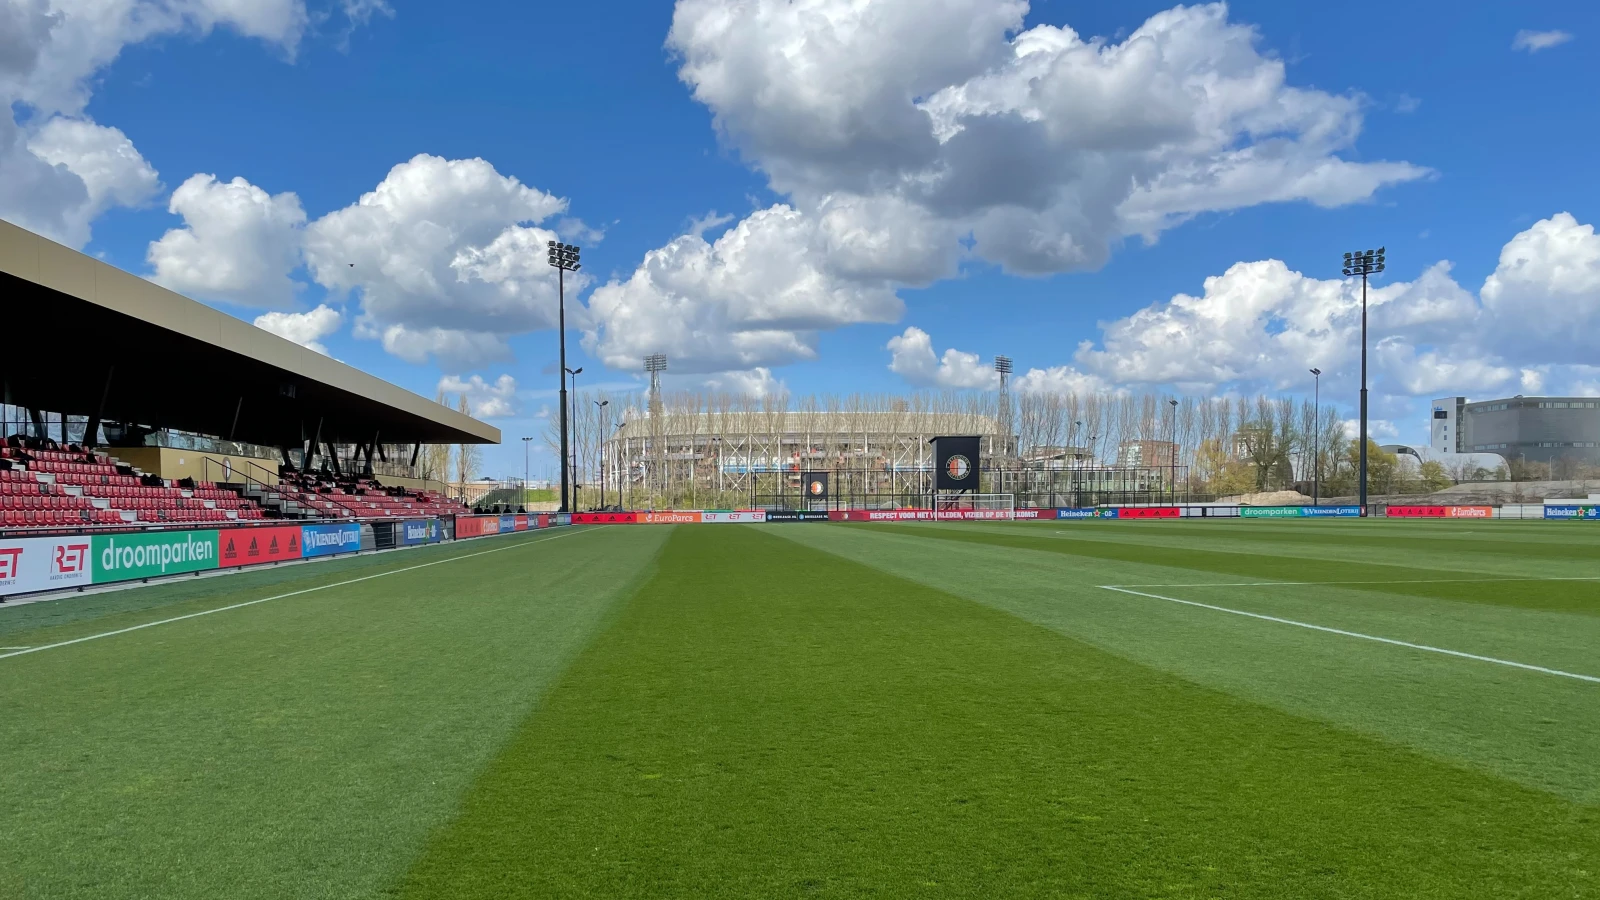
[{"x1": 93, "y1": 530, "x2": 220, "y2": 583}]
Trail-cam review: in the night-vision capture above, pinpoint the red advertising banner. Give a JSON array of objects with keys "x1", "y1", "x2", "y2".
[
  {"x1": 1388, "y1": 505, "x2": 1494, "y2": 519},
  {"x1": 642, "y1": 511, "x2": 704, "y2": 524},
  {"x1": 537, "y1": 514, "x2": 551, "y2": 529},
  {"x1": 456, "y1": 516, "x2": 502, "y2": 538},
  {"x1": 219, "y1": 526, "x2": 302, "y2": 568},
  {"x1": 573, "y1": 512, "x2": 638, "y2": 525},
  {"x1": 1117, "y1": 507, "x2": 1181, "y2": 519},
  {"x1": 1387, "y1": 506, "x2": 1446, "y2": 518},
  {"x1": 1013, "y1": 508, "x2": 1052, "y2": 520},
  {"x1": 514, "y1": 514, "x2": 530, "y2": 532}
]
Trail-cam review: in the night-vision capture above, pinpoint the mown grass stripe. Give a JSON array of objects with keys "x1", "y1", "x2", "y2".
[{"x1": 0, "y1": 528, "x2": 594, "y2": 662}]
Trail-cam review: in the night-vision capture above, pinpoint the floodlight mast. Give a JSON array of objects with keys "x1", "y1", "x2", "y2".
[
  {"x1": 1341, "y1": 247, "x2": 1385, "y2": 516},
  {"x1": 548, "y1": 241, "x2": 582, "y2": 513}
]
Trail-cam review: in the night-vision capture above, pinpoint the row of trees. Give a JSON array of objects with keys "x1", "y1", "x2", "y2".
[{"x1": 417, "y1": 392, "x2": 481, "y2": 491}]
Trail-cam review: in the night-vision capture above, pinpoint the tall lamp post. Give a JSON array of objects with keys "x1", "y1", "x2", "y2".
[
  {"x1": 1342, "y1": 248, "x2": 1385, "y2": 516},
  {"x1": 1167, "y1": 398, "x2": 1179, "y2": 504},
  {"x1": 521, "y1": 436, "x2": 532, "y2": 510},
  {"x1": 593, "y1": 399, "x2": 609, "y2": 510},
  {"x1": 1309, "y1": 368, "x2": 1321, "y2": 505},
  {"x1": 547, "y1": 241, "x2": 582, "y2": 512},
  {"x1": 565, "y1": 366, "x2": 583, "y2": 509}
]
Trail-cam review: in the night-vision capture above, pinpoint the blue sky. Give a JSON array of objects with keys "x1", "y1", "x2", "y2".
[{"x1": 3, "y1": 0, "x2": 1597, "y2": 479}]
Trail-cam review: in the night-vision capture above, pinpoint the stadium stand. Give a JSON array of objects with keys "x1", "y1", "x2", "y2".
[{"x1": 0, "y1": 219, "x2": 498, "y2": 536}]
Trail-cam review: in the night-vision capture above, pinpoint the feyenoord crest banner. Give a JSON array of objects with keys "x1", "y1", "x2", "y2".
[
  {"x1": 931, "y1": 435, "x2": 981, "y2": 492},
  {"x1": 802, "y1": 471, "x2": 830, "y2": 502}
]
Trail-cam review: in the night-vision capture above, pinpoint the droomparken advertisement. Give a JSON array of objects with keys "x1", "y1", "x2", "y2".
[{"x1": 93, "y1": 530, "x2": 219, "y2": 582}]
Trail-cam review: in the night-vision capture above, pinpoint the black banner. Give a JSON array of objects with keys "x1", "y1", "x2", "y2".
[
  {"x1": 801, "y1": 471, "x2": 830, "y2": 502},
  {"x1": 766, "y1": 510, "x2": 829, "y2": 522},
  {"x1": 932, "y1": 435, "x2": 982, "y2": 492}
]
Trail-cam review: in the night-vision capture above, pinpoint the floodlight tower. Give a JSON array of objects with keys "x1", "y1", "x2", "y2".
[
  {"x1": 645, "y1": 354, "x2": 667, "y2": 501},
  {"x1": 995, "y1": 356, "x2": 1013, "y2": 480},
  {"x1": 547, "y1": 240, "x2": 582, "y2": 513},
  {"x1": 1341, "y1": 247, "x2": 1385, "y2": 516}
]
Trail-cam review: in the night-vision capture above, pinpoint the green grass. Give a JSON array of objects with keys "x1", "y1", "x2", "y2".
[{"x1": 4, "y1": 520, "x2": 1600, "y2": 897}]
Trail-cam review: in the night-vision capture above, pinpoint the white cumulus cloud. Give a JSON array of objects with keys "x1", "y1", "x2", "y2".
[
  {"x1": 253, "y1": 304, "x2": 341, "y2": 355},
  {"x1": 886, "y1": 327, "x2": 1000, "y2": 390},
  {"x1": 148, "y1": 174, "x2": 307, "y2": 308},
  {"x1": 439, "y1": 373, "x2": 519, "y2": 419},
  {"x1": 588, "y1": 0, "x2": 1429, "y2": 380},
  {"x1": 304, "y1": 154, "x2": 574, "y2": 368}
]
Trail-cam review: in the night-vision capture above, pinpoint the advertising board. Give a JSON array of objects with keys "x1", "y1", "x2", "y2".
[
  {"x1": 1388, "y1": 506, "x2": 1494, "y2": 519},
  {"x1": 554, "y1": 513, "x2": 572, "y2": 527},
  {"x1": 537, "y1": 514, "x2": 551, "y2": 529},
  {"x1": 701, "y1": 511, "x2": 768, "y2": 523},
  {"x1": 219, "y1": 526, "x2": 302, "y2": 566},
  {"x1": 1117, "y1": 507, "x2": 1181, "y2": 519},
  {"x1": 0, "y1": 536, "x2": 93, "y2": 595},
  {"x1": 766, "y1": 510, "x2": 829, "y2": 522},
  {"x1": 573, "y1": 512, "x2": 637, "y2": 525},
  {"x1": 398, "y1": 519, "x2": 438, "y2": 546},
  {"x1": 94, "y1": 530, "x2": 220, "y2": 582},
  {"x1": 642, "y1": 511, "x2": 703, "y2": 524},
  {"x1": 514, "y1": 514, "x2": 529, "y2": 531},
  {"x1": 1545, "y1": 506, "x2": 1600, "y2": 519},
  {"x1": 1303, "y1": 506, "x2": 1363, "y2": 518},
  {"x1": 1239, "y1": 506, "x2": 1303, "y2": 518},
  {"x1": 300, "y1": 523, "x2": 363, "y2": 558},
  {"x1": 1013, "y1": 509, "x2": 1053, "y2": 520},
  {"x1": 500, "y1": 515, "x2": 517, "y2": 534}
]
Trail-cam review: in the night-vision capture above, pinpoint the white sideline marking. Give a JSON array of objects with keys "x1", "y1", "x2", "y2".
[
  {"x1": 1098, "y1": 585, "x2": 1600, "y2": 685},
  {"x1": 0, "y1": 529, "x2": 591, "y2": 663},
  {"x1": 1108, "y1": 576, "x2": 1600, "y2": 588}
]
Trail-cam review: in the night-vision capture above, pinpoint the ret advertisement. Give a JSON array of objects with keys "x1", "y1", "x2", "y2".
[
  {"x1": 0, "y1": 535, "x2": 93, "y2": 594},
  {"x1": 300, "y1": 523, "x2": 363, "y2": 558},
  {"x1": 1545, "y1": 506, "x2": 1600, "y2": 519},
  {"x1": 766, "y1": 510, "x2": 829, "y2": 523},
  {"x1": 219, "y1": 526, "x2": 302, "y2": 566},
  {"x1": 701, "y1": 511, "x2": 768, "y2": 523},
  {"x1": 94, "y1": 530, "x2": 219, "y2": 582}
]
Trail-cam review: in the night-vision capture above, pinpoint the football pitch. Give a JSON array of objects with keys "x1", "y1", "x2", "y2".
[{"x1": 3, "y1": 520, "x2": 1599, "y2": 898}]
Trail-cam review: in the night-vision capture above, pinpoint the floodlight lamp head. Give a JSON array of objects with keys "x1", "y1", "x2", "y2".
[
  {"x1": 1311, "y1": 367, "x2": 1321, "y2": 376},
  {"x1": 994, "y1": 355, "x2": 1013, "y2": 375}
]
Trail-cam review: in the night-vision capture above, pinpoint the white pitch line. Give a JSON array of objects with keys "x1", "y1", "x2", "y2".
[
  {"x1": 1107, "y1": 576, "x2": 1600, "y2": 588},
  {"x1": 0, "y1": 528, "x2": 592, "y2": 663},
  {"x1": 0, "y1": 647, "x2": 29, "y2": 651},
  {"x1": 1098, "y1": 585, "x2": 1600, "y2": 685}
]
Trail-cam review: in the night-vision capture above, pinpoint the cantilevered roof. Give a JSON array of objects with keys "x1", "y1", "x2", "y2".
[{"x1": 0, "y1": 219, "x2": 499, "y2": 447}]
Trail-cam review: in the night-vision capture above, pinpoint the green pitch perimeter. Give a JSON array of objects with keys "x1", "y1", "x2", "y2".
[{"x1": 2, "y1": 521, "x2": 1599, "y2": 898}]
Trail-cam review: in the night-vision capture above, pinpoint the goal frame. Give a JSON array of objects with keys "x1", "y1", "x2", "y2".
[{"x1": 932, "y1": 492, "x2": 1016, "y2": 521}]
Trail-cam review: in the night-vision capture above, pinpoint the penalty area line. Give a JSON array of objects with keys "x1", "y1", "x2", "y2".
[
  {"x1": 1098, "y1": 585, "x2": 1600, "y2": 685},
  {"x1": 0, "y1": 528, "x2": 594, "y2": 663}
]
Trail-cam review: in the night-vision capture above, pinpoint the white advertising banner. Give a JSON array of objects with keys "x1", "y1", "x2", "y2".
[
  {"x1": 0, "y1": 535, "x2": 94, "y2": 595},
  {"x1": 700, "y1": 511, "x2": 768, "y2": 523}
]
